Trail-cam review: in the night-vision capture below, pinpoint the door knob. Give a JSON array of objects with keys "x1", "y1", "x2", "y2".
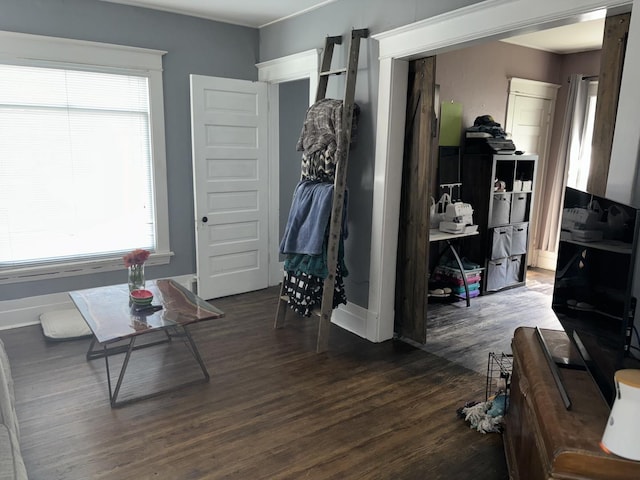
[{"x1": 202, "y1": 216, "x2": 208, "y2": 223}]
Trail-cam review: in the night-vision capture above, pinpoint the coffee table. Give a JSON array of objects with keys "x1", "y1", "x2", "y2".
[{"x1": 69, "y1": 279, "x2": 224, "y2": 407}]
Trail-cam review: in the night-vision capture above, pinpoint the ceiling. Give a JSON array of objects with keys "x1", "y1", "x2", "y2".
[
  {"x1": 98, "y1": 1, "x2": 605, "y2": 53},
  {"x1": 502, "y1": 18, "x2": 605, "y2": 54},
  {"x1": 99, "y1": 0, "x2": 338, "y2": 28}
]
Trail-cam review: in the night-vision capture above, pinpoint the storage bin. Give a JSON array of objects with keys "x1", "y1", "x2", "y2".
[
  {"x1": 511, "y1": 223, "x2": 528, "y2": 255},
  {"x1": 486, "y1": 259, "x2": 508, "y2": 291},
  {"x1": 491, "y1": 193, "x2": 511, "y2": 226},
  {"x1": 506, "y1": 255, "x2": 523, "y2": 285},
  {"x1": 510, "y1": 194, "x2": 528, "y2": 223},
  {"x1": 491, "y1": 226, "x2": 512, "y2": 260}
]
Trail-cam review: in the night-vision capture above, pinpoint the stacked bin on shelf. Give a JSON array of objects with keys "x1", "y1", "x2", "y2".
[{"x1": 486, "y1": 223, "x2": 529, "y2": 291}]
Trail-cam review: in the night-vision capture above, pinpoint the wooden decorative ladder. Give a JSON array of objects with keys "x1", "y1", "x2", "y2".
[{"x1": 274, "y1": 28, "x2": 369, "y2": 353}]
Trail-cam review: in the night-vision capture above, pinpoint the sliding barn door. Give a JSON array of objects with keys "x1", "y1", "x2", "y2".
[{"x1": 395, "y1": 57, "x2": 437, "y2": 343}]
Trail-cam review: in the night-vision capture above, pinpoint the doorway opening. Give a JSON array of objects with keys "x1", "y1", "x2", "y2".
[{"x1": 371, "y1": 1, "x2": 631, "y2": 345}]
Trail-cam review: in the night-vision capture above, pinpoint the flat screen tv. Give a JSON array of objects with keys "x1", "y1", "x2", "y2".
[{"x1": 552, "y1": 187, "x2": 640, "y2": 406}]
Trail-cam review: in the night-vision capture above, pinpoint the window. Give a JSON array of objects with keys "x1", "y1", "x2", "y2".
[
  {"x1": 0, "y1": 31, "x2": 170, "y2": 284},
  {"x1": 566, "y1": 80, "x2": 598, "y2": 192}
]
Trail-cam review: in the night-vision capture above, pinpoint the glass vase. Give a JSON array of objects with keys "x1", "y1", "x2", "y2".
[{"x1": 128, "y1": 263, "x2": 145, "y2": 291}]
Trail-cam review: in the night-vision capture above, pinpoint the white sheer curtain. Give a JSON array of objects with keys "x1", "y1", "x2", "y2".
[{"x1": 538, "y1": 74, "x2": 592, "y2": 252}]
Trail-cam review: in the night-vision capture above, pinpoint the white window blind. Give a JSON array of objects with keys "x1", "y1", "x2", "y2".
[{"x1": 0, "y1": 64, "x2": 156, "y2": 266}]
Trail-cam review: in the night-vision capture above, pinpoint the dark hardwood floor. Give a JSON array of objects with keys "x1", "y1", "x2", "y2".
[
  {"x1": 421, "y1": 267, "x2": 560, "y2": 374},
  {"x1": 0, "y1": 269, "x2": 557, "y2": 479}
]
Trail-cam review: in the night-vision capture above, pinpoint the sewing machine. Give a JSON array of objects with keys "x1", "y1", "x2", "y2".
[{"x1": 439, "y1": 202, "x2": 474, "y2": 233}]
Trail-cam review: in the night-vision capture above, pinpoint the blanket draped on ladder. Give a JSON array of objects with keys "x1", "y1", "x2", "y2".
[{"x1": 279, "y1": 98, "x2": 359, "y2": 316}]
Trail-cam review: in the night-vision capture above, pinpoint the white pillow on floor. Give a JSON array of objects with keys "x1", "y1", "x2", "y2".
[{"x1": 40, "y1": 309, "x2": 92, "y2": 341}]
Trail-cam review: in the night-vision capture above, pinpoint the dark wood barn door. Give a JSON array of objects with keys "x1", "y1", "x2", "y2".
[{"x1": 395, "y1": 57, "x2": 438, "y2": 343}]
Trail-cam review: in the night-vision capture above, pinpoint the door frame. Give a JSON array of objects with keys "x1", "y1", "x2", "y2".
[
  {"x1": 369, "y1": 0, "x2": 635, "y2": 342},
  {"x1": 505, "y1": 77, "x2": 560, "y2": 268},
  {"x1": 256, "y1": 49, "x2": 319, "y2": 285}
]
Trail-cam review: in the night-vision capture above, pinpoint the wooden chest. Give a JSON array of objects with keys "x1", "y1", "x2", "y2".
[{"x1": 503, "y1": 327, "x2": 640, "y2": 479}]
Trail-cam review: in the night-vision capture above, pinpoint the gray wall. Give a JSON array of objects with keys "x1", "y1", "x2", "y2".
[
  {"x1": 278, "y1": 79, "x2": 310, "y2": 257},
  {"x1": 260, "y1": 0, "x2": 483, "y2": 62},
  {"x1": 0, "y1": 0, "x2": 259, "y2": 300},
  {"x1": 259, "y1": 0, "x2": 486, "y2": 307}
]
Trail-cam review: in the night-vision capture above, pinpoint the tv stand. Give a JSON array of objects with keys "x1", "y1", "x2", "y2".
[{"x1": 504, "y1": 327, "x2": 640, "y2": 479}]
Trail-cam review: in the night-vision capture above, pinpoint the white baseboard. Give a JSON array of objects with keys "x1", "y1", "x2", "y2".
[
  {"x1": 332, "y1": 301, "x2": 381, "y2": 342},
  {"x1": 273, "y1": 265, "x2": 380, "y2": 342},
  {"x1": 0, "y1": 274, "x2": 196, "y2": 331},
  {"x1": 535, "y1": 250, "x2": 558, "y2": 271}
]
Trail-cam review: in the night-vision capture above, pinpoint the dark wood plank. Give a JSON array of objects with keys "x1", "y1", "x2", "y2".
[
  {"x1": 587, "y1": 12, "x2": 630, "y2": 196},
  {"x1": 395, "y1": 57, "x2": 437, "y2": 343},
  {"x1": 1, "y1": 285, "x2": 509, "y2": 480}
]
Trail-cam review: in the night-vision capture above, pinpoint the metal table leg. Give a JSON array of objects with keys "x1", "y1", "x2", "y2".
[
  {"x1": 87, "y1": 328, "x2": 210, "y2": 408},
  {"x1": 108, "y1": 337, "x2": 136, "y2": 407},
  {"x1": 445, "y1": 240, "x2": 471, "y2": 307},
  {"x1": 182, "y1": 326, "x2": 210, "y2": 380}
]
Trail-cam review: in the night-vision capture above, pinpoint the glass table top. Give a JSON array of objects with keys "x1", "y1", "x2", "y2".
[{"x1": 69, "y1": 279, "x2": 224, "y2": 344}]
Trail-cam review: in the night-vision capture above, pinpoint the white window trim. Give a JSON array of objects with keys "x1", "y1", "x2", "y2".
[{"x1": 0, "y1": 31, "x2": 172, "y2": 284}]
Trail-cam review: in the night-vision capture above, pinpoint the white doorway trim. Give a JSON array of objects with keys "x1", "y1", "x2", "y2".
[
  {"x1": 256, "y1": 49, "x2": 319, "y2": 285},
  {"x1": 369, "y1": 0, "x2": 633, "y2": 342},
  {"x1": 257, "y1": 49, "x2": 319, "y2": 104}
]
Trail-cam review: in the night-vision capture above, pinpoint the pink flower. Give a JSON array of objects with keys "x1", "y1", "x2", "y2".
[{"x1": 123, "y1": 248, "x2": 150, "y2": 267}]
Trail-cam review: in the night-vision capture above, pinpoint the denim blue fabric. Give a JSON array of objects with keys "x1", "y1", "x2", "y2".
[
  {"x1": 280, "y1": 180, "x2": 349, "y2": 255},
  {"x1": 280, "y1": 180, "x2": 334, "y2": 255}
]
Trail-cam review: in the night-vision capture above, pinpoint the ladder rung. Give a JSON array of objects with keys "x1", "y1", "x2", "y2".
[{"x1": 320, "y1": 68, "x2": 347, "y2": 77}]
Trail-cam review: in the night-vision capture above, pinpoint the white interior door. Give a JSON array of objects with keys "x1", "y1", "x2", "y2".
[
  {"x1": 190, "y1": 75, "x2": 269, "y2": 300},
  {"x1": 506, "y1": 78, "x2": 559, "y2": 268},
  {"x1": 508, "y1": 96, "x2": 552, "y2": 154}
]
